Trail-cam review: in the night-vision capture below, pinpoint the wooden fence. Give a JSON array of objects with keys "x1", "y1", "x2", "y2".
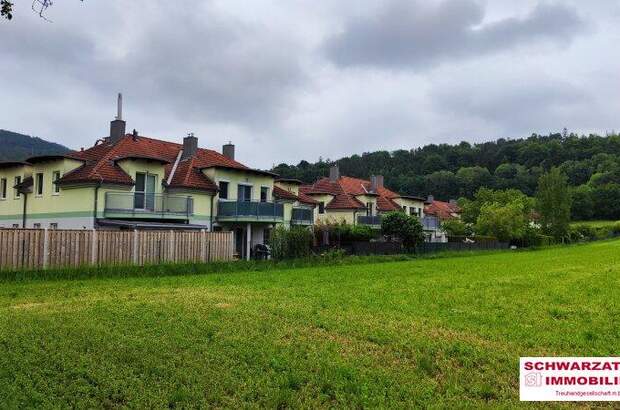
[{"x1": 0, "y1": 229, "x2": 234, "y2": 271}]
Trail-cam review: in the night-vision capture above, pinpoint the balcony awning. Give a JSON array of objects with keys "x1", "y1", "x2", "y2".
[{"x1": 97, "y1": 219, "x2": 209, "y2": 230}]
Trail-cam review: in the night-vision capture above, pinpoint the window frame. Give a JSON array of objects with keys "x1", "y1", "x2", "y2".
[
  {"x1": 260, "y1": 186, "x2": 269, "y2": 203},
  {"x1": 318, "y1": 202, "x2": 325, "y2": 214},
  {"x1": 218, "y1": 181, "x2": 229, "y2": 200},
  {"x1": 237, "y1": 183, "x2": 252, "y2": 202},
  {"x1": 52, "y1": 171, "x2": 61, "y2": 195},
  {"x1": 14, "y1": 176, "x2": 21, "y2": 199},
  {"x1": 367, "y1": 202, "x2": 373, "y2": 216},
  {"x1": 0, "y1": 178, "x2": 6, "y2": 200},
  {"x1": 35, "y1": 172, "x2": 44, "y2": 197},
  {"x1": 134, "y1": 172, "x2": 157, "y2": 210}
]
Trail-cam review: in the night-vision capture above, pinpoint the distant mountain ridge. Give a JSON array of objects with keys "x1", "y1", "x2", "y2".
[{"x1": 0, "y1": 129, "x2": 70, "y2": 161}]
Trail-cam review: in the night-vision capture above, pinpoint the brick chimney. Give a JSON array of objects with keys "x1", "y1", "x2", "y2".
[
  {"x1": 222, "y1": 142, "x2": 235, "y2": 160},
  {"x1": 329, "y1": 165, "x2": 340, "y2": 182},
  {"x1": 181, "y1": 133, "x2": 198, "y2": 160}
]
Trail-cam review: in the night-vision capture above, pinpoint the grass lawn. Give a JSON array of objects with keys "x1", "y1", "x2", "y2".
[{"x1": 1, "y1": 241, "x2": 620, "y2": 408}]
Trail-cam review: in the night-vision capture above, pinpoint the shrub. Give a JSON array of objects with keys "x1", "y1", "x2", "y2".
[
  {"x1": 612, "y1": 222, "x2": 620, "y2": 235},
  {"x1": 441, "y1": 219, "x2": 470, "y2": 236},
  {"x1": 270, "y1": 226, "x2": 313, "y2": 260},
  {"x1": 315, "y1": 221, "x2": 378, "y2": 245},
  {"x1": 381, "y1": 211, "x2": 424, "y2": 249}
]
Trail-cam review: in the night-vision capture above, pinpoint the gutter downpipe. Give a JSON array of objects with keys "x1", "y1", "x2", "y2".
[
  {"x1": 21, "y1": 192, "x2": 28, "y2": 228},
  {"x1": 210, "y1": 195, "x2": 214, "y2": 231},
  {"x1": 93, "y1": 177, "x2": 104, "y2": 229}
]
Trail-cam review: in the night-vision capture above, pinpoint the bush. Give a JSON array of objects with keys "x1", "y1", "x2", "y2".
[
  {"x1": 567, "y1": 224, "x2": 615, "y2": 243},
  {"x1": 612, "y1": 222, "x2": 620, "y2": 235},
  {"x1": 381, "y1": 211, "x2": 424, "y2": 249},
  {"x1": 270, "y1": 226, "x2": 313, "y2": 260},
  {"x1": 315, "y1": 221, "x2": 379, "y2": 245},
  {"x1": 441, "y1": 219, "x2": 470, "y2": 236}
]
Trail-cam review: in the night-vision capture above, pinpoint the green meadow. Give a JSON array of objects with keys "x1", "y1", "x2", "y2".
[{"x1": 1, "y1": 241, "x2": 619, "y2": 408}]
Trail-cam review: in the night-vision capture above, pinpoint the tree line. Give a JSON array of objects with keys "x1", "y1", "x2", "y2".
[{"x1": 272, "y1": 131, "x2": 620, "y2": 221}]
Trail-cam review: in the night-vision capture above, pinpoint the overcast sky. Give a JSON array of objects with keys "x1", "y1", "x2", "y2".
[{"x1": 1, "y1": 1, "x2": 619, "y2": 169}]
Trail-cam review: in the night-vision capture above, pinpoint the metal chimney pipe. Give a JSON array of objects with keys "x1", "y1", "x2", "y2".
[{"x1": 116, "y1": 93, "x2": 123, "y2": 120}]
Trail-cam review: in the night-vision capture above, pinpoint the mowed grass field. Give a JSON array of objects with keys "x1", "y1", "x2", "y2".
[{"x1": 1, "y1": 241, "x2": 619, "y2": 408}]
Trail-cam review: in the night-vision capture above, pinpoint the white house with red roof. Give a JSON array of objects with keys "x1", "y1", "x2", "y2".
[{"x1": 0, "y1": 95, "x2": 315, "y2": 260}]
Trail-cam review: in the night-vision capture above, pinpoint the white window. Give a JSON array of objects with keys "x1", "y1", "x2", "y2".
[
  {"x1": 134, "y1": 172, "x2": 157, "y2": 210},
  {"x1": 12, "y1": 224, "x2": 19, "y2": 229},
  {"x1": 49, "y1": 223, "x2": 58, "y2": 230},
  {"x1": 0, "y1": 178, "x2": 6, "y2": 200},
  {"x1": 33, "y1": 223, "x2": 41, "y2": 229},
  {"x1": 237, "y1": 184, "x2": 252, "y2": 202},
  {"x1": 14, "y1": 176, "x2": 21, "y2": 199},
  {"x1": 53, "y1": 171, "x2": 61, "y2": 194},
  {"x1": 35, "y1": 173, "x2": 44, "y2": 196},
  {"x1": 318, "y1": 202, "x2": 325, "y2": 214},
  {"x1": 367, "y1": 202, "x2": 374, "y2": 216}
]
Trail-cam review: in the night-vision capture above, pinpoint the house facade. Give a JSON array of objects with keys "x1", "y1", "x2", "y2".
[
  {"x1": 0, "y1": 97, "x2": 315, "y2": 260},
  {"x1": 299, "y1": 166, "x2": 426, "y2": 228},
  {"x1": 422, "y1": 195, "x2": 462, "y2": 242}
]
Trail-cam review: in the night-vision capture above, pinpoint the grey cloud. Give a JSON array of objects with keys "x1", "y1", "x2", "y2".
[
  {"x1": 0, "y1": 2, "x2": 308, "y2": 129},
  {"x1": 431, "y1": 75, "x2": 590, "y2": 135},
  {"x1": 324, "y1": 0, "x2": 584, "y2": 69}
]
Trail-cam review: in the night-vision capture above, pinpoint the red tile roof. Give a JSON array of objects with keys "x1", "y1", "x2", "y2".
[
  {"x1": 300, "y1": 176, "x2": 404, "y2": 210},
  {"x1": 58, "y1": 134, "x2": 254, "y2": 192},
  {"x1": 272, "y1": 185, "x2": 298, "y2": 201},
  {"x1": 424, "y1": 200, "x2": 461, "y2": 220},
  {"x1": 273, "y1": 185, "x2": 318, "y2": 206}
]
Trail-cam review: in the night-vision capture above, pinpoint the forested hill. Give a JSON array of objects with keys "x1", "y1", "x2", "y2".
[
  {"x1": 272, "y1": 132, "x2": 620, "y2": 201},
  {"x1": 0, "y1": 129, "x2": 70, "y2": 161}
]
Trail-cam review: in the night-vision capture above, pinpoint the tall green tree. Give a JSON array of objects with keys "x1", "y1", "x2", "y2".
[{"x1": 536, "y1": 168, "x2": 572, "y2": 241}]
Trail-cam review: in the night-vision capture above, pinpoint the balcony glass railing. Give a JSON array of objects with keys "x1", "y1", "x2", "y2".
[
  {"x1": 422, "y1": 216, "x2": 440, "y2": 230},
  {"x1": 291, "y1": 208, "x2": 313, "y2": 224},
  {"x1": 217, "y1": 200, "x2": 284, "y2": 221},
  {"x1": 104, "y1": 192, "x2": 194, "y2": 217},
  {"x1": 357, "y1": 215, "x2": 382, "y2": 226}
]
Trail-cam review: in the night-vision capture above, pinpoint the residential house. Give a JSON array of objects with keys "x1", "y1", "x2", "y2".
[
  {"x1": 0, "y1": 95, "x2": 313, "y2": 260},
  {"x1": 272, "y1": 178, "x2": 318, "y2": 227},
  {"x1": 299, "y1": 165, "x2": 426, "y2": 228},
  {"x1": 423, "y1": 195, "x2": 461, "y2": 242}
]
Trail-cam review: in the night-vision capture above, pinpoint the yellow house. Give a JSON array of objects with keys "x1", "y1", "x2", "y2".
[
  {"x1": 0, "y1": 96, "x2": 313, "y2": 260},
  {"x1": 299, "y1": 166, "x2": 426, "y2": 227}
]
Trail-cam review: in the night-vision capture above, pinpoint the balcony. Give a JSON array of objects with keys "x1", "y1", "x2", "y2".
[
  {"x1": 104, "y1": 192, "x2": 194, "y2": 219},
  {"x1": 422, "y1": 216, "x2": 440, "y2": 231},
  {"x1": 217, "y1": 200, "x2": 284, "y2": 223},
  {"x1": 357, "y1": 215, "x2": 382, "y2": 227},
  {"x1": 291, "y1": 207, "x2": 314, "y2": 225}
]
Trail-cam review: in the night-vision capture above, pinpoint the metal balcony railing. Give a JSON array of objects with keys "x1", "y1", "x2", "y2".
[
  {"x1": 291, "y1": 208, "x2": 314, "y2": 225},
  {"x1": 217, "y1": 200, "x2": 284, "y2": 221},
  {"x1": 104, "y1": 192, "x2": 194, "y2": 218},
  {"x1": 357, "y1": 215, "x2": 382, "y2": 226}
]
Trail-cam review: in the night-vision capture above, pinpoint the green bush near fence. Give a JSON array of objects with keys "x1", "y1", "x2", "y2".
[
  {"x1": 568, "y1": 222, "x2": 620, "y2": 243},
  {"x1": 269, "y1": 226, "x2": 313, "y2": 260}
]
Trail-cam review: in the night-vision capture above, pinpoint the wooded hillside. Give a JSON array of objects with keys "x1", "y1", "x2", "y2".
[{"x1": 272, "y1": 131, "x2": 620, "y2": 220}]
